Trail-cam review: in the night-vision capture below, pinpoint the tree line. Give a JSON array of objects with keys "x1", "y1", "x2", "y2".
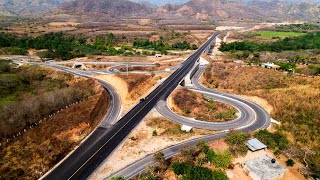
[
  {"x1": 0, "y1": 32, "x2": 198, "y2": 60},
  {"x1": 219, "y1": 31, "x2": 320, "y2": 52}
]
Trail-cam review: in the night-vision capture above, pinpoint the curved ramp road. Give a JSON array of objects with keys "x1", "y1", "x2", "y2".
[
  {"x1": 110, "y1": 67, "x2": 271, "y2": 180},
  {"x1": 191, "y1": 66, "x2": 271, "y2": 130},
  {"x1": 106, "y1": 64, "x2": 181, "y2": 75},
  {"x1": 155, "y1": 66, "x2": 271, "y2": 130},
  {"x1": 17, "y1": 62, "x2": 122, "y2": 128},
  {"x1": 42, "y1": 32, "x2": 221, "y2": 180}
]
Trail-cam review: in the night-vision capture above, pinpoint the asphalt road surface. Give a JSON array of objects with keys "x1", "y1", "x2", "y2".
[
  {"x1": 110, "y1": 67, "x2": 271, "y2": 180},
  {"x1": 155, "y1": 66, "x2": 270, "y2": 130},
  {"x1": 43, "y1": 32, "x2": 221, "y2": 180}
]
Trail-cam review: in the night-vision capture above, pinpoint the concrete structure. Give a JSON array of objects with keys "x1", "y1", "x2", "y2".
[
  {"x1": 244, "y1": 155, "x2": 288, "y2": 180},
  {"x1": 180, "y1": 62, "x2": 199, "y2": 87},
  {"x1": 261, "y1": 62, "x2": 280, "y2": 70},
  {"x1": 181, "y1": 125, "x2": 193, "y2": 132},
  {"x1": 199, "y1": 56, "x2": 209, "y2": 65},
  {"x1": 245, "y1": 138, "x2": 267, "y2": 152},
  {"x1": 72, "y1": 62, "x2": 87, "y2": 70}
]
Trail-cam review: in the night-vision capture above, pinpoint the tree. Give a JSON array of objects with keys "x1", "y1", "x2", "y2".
[
  {"x1": 212, "y1": 151, "x2": 232, "y2": 168},
  {"x1": 225, "y1": 131, "x2": 250, "y2": 156},
  {"x1": 153, "y1": 151, "x2": 167, "y2": 171},
  {"x1": 286, "y1": 159, "x2": 295, "y2": 167},
  {"x1": 196, "y1": 140, "x2": 209, "y2": 153},
  {"x1": 206, "y1": 149, "x2": 215, "y2": 163}
]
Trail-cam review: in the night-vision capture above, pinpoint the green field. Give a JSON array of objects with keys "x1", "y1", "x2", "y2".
[{"x1": 257, "y1": 31, "x2": 306, "y2": 39}]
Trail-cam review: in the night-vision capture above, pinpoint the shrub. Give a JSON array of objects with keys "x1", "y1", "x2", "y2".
[
  {"x1": 225, "y1": 131, "x2": 250, "y2": 156},
  {"x1": 212, "y1": 151, "x2": 232, "y2": 168},
  {"x1": 152, "y1": 130, "x2": 157, "y2": 136},
  {"x1": 254, "y1": 130, "x2": 288, "y2": 150},
  {"x1": 172, "y1": 162, "x2": 228, "y2": 180},
  {"x1": 286, "y1": 159, "x2": 295, "y2": 167}
]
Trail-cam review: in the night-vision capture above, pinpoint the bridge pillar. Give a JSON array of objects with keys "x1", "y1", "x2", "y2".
[{"x1": 181, "y1": 62, "x2": 200, "y2": 87}]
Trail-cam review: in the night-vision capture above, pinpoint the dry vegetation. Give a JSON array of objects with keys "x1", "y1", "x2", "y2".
[
  {"x1": 202, "y1": 62, "x2": 320, "y2": 176},
  {"x1": 0, "y1": 78, "x2": 109, "y2": 179},
  {"x1": 145, "y1": 117, "x2": 214, "y2": 140},
  {"x1": 171, "y1": 88, "x2": 237, "y2": 122},
  {"x1": 116, "y1": 74, "x2": 158, "y2": 100}
]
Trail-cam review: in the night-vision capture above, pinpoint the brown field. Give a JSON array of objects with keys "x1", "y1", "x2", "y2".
[
  {"x1": 202, "y1": 62, "x2": 320, "y2": 176},
  {"x1": 0, "y1": 81, "x2": 109, "y2": 180},
  {"x1": 171, "y1": 88, "x2": 237, "y2": 122},
  {"x1": 116, "y1": 74, "x2": 158, "y2": 100}
]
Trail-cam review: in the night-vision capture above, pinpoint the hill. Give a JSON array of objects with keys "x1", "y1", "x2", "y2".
[
  {"x1": 160, "y1": 0, "x2": 320, "y2": 21},
  {"x1": 0, "y1": 0, "x2": 72, "y2": 15},
  {"x1": 59, "y1": 0, "x2": 153, "y2": 17}
]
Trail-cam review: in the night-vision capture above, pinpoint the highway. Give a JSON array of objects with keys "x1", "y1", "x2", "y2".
[
  {"x1": 110, "y1": 67, "x2": 271, "y2": 180},
  {"x1": 42, "y1": 32, "x2": 221, "y2": 180}
]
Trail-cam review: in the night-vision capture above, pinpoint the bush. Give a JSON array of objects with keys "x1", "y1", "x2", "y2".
[
  {"x1": 152, "y1": 130, "x2": 157, "y2": 136},
  {"x1": 254, "y1": 130, "x2": 288, "y2": 150},
  {"x1": 286, "y1": 159, "x2": 295, "y2": 167},
  {"x1": 212, "y1": 151, "x2": 232, "y2": 168},
  {"x1": 0, "y1": 60, "x2": 12, "y2": 73},
  {"x1": 225, "y1": 131, "x2": 250, "y2": 156},
  {"x1": 172, "y1": 162, "x2": 228, "y2": 180}
]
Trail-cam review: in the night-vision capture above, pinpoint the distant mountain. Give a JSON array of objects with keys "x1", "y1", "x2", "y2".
[
  {"x1": 159, "y1": 0, "x2": 263, "y2": 20},
  {"x1": 160, "y1": 0, "x2": 320, "y2": 21},
  {"x1": 59, "y1": 0, "x2": 153, "y2": 17},
  {"x1": 131, "y1": 0, "x2": 188, "y2": 6},
  {"x1": 0, "y1": 0, "x2": 319, "y2": 22},
  {"x1": 0, "y1": 0, "x2": 72, "y2": 15}
]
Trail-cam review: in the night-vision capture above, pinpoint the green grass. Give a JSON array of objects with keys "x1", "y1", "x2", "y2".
[
  {"x1": 0, "y1": 95, "x2": 17, "y2": 104},
  {"x1": 257, "y1": 31, "x2": 306, "y2": 39}
]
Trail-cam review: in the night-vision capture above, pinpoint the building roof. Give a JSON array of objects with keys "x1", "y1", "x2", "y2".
[
  {"x1": 261, "y1": 63, "x2": 280, "y2": 68},
  {"x1": 244, "y1": 154, "x2": 288, "y2": 180},
  {"x1": 245, "y1": 138, "x2": 267, "y2": 151}
]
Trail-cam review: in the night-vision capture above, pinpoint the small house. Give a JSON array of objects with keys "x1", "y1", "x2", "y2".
[{"x1": 245, "y1": 138, "x2": 267, "y2": 152}]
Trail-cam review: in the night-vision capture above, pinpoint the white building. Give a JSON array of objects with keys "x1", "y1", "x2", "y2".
[{"x1": 244, "y1": 155, "x2": 288, "y2": 180}]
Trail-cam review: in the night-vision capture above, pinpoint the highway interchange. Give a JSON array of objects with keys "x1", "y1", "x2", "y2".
[{"x1": 4, "y1": 31, "x2": 271, "y2": 179}]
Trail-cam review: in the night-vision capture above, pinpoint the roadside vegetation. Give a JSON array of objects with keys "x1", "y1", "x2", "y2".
[
  {"x1": 0, "y1": 61, "x2": 97, "y2": 138},
  {"x1": 172, "y1": 88, "x2": 237, "y2": 122},
  {"x1": 0, "y1": 62, "x2": 109, "y2": 179},
  {"x1": 133, "y1": 38, "x2": 197, "y2": 55},
  {"x1": 145, "y1": 117, "x2": 213, "y2": 140},
  {"x1": 132, "y1": 140, "x2": 231, "y2": 180},
  {"x1": 220, "y1": 31, "x2": 320, "y2": 52},
  {"x1": 220, "y1": 31, "x2": 320, "y2": 76},
  {"x1": 116, "y1": 74, "x2": 157, "y2": 100},
  {"x1": 0, "y1": 32, "x2": 196, "y2": 60},
  {"x1": 203, "y1": 63, "x2": 320, "y2": 177}
]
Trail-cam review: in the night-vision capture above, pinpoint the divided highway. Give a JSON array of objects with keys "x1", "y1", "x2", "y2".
[
  {"x1": 43, "y1": 32, "x2": 221, "y2": 180},
  {"x1": 111, "y1": 66, "x2": 271, "y2": 180}
]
